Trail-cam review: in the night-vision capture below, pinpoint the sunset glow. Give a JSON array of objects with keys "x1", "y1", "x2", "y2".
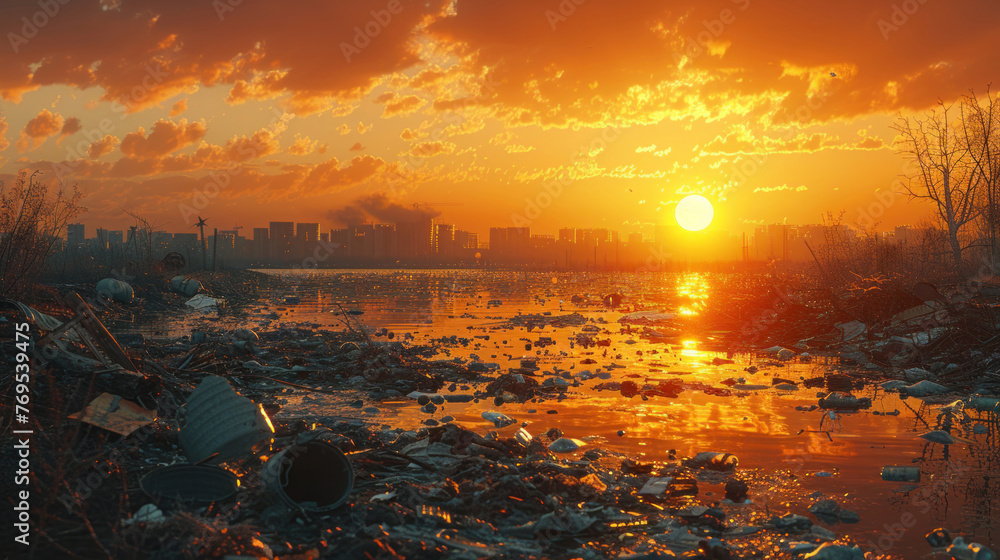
[{"x1": 1, "y1": 0, "x2": 998, "y2": 243}]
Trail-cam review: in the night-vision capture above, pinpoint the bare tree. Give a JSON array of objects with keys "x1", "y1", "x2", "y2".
[
  {"x1": 0, "y1": 170, "x2": 86, "y2": 298},
  {"x1": 959, "y1": 86, "x2": 1000, "y2": 270},
  {"x1": 892, "y1": 101, "x2": 981, "y2": 273}
]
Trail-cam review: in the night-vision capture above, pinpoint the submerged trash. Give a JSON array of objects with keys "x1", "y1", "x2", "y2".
[
  {"x1": 818, "y1": 392, "x2": 871, "y2": 410},
  {"x1": 262, "y1": 431, "x2": 354, "y2": 512},
  {"x1": 618, "y1": 310, "x2": 676, "y2": 324},
  {"x1": 920, "y1": 430, "x2": 957, "y2": 445},
  {"x1": 481, "y1": 411, "x2": 516, "y2": 428},
  {"x1": 686, "y1": 451, "x2": 739, "y2": 471},
  {"x1": 881, "y1": 466, "x2": 920, "y2": 482},
  {"x1": 803, "y1": 543, "x2": 864, "y2": 559},
  {"x1": 902, "y1": 380, "x2": 950, "y2": 397},
  {"x1": 140, "y1": 464, "x2": 239, "y2": 507},
  {"x1": 926, "y1": 527, "x2": 951, "y2": 548},
  {"x1": 946, "y1": 537, "x2": 996, "y2": 560},
  {"x1": 548, "y1": 437, "x2": 585, "y2": 453},
  {"x1": 179, "y1": 375, "x2": 274, "y2": 464}
]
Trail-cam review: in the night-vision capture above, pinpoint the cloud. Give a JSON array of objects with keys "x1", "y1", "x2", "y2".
[
  {"x1": 375, "y1": 92, "x2": 426, "y2": 117},
  {"x1": 635, "y1": 144, "x2": 657, "y2": 153},
  {"x1": 505, "y1": 144, "x2": 535, "y2": 153},
  {"x1": 328, "y1": 192, "x2": 440, "y2": 225},
  {"x1": 700, "y1": 126, "x2": 885, "y2": 156},
  {"x1": 287, "y1": 135, "x2": 320, "y2": 155},
  {"x1": 120, "y1": 119, "x2": 207, "y2": 160},
  {"x1": 0, "y1": 116, "x2": 8, "y2": 151},
  {"x1": 349, "y1": 142, "x2": 365, "y2": 151},
  {"x1": 58, "y1": 117, "x2": 82, "y2": 142},
  {"x1": 16, "y1": 109, "x2": 64, "y2": 152},
  {"x1": 169, "y1": 99, "x2": 188, "y2": 116},
  {"x1": 88, "y1": 135, "x2": 119, "y2": 159},
  {"x1": 753, "y1": 184, "x2": 808, "y2": 193},
  {"x1": 407, "y1": 141, "x2": 456, "y2": 158},
  {"x1": 0, "y1": 0, "x2": 448, "y2": 111},
  {"x1": 223, "y1": 128, "x2": 281, "y2": 162},
  {"x1": 301, "y1": 154, "x2": 387, "y2": 194}
]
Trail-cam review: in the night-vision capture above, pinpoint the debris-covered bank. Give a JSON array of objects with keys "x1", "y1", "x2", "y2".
[{"x1": 2, "y1": 269, "x2": 998, "y2": 559}]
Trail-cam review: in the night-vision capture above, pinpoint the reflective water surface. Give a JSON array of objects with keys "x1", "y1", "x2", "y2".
[{"x1": 122, "y1": 270, "x2": 999, "y2": 556}]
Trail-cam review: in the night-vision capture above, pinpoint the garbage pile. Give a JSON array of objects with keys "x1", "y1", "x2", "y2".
[{"x1": 718, "y1": 277, "x2": 1000, "y2": 394}]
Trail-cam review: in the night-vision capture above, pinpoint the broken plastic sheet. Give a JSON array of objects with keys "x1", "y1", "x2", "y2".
[
  {"x1": 185, "y1": 293, "x2": 222, "y2": 311},
  {"x1": 68, "y1": 393, "x2": 156, "y2": 436}
]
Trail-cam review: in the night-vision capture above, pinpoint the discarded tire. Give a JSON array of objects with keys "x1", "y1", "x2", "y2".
[{"x1": 262, "y1": 437, "x2": 354, "y2": 512}]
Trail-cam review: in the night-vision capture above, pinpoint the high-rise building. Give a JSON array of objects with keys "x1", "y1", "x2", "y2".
[
  {"x1": 435, "y1": 224, "x2": 455, "y2": 256},
  {"x1": 67, "y1": 223, "x2": 84, "y2": 248},
  {"x1": 373, "y1": 224, "x2": 396, "y2": 257},
  {"x1": 252, "y1": 228, "x2": 270, "y2": 259},
  {"x1": 558, "y1": 228, "x2": 575, "y2": 244},
  {"x1": 489, "y1": 227, "x2": 508, "y2": 254},
  {"x1": 95, "y1": 228, "x2": 110, "y2": 251},
  {"x1": 330, "y1": 229, "x2": 349, "y2": 256},
  {"x1": 295, "y1": 222, "x2": 321, "y2": 258},
  {"x1": 270, "y1": 222, "x2": 295, "y2": 261},
  {"x1": 507, "y1": 227, "x2": 530, "y2": 256}
]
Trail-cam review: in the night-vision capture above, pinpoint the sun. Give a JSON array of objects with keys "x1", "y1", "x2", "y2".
[{"x1": 675, "y1": 194, "x2": 714, "y2": 231}]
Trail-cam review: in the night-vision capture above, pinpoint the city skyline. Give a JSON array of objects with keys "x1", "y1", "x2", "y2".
[{"x1": 61, "y1": 214, "x2": 936, "y2": 267}]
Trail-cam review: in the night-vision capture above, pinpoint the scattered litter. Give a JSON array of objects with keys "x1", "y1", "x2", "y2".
[
  {"x1": 547, "y1": 437, "x2": 585, "y2": 453},
  {"x1": 185, "y1": 293, "x2": 223, "y2": 311}
]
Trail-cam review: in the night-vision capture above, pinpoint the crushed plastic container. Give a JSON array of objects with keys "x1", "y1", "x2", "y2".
[{"x1": 97, "y1": 278, "x2": 134, "y2": 303}]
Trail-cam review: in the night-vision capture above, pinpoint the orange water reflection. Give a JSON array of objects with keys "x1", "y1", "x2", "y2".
[{"x1": 120, "y1": 269, "x2": 997, "y2": 555}]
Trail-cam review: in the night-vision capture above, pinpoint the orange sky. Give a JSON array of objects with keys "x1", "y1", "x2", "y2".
[{"x1": 1, "y1": 0, "x2": 998, "y2": 238}]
